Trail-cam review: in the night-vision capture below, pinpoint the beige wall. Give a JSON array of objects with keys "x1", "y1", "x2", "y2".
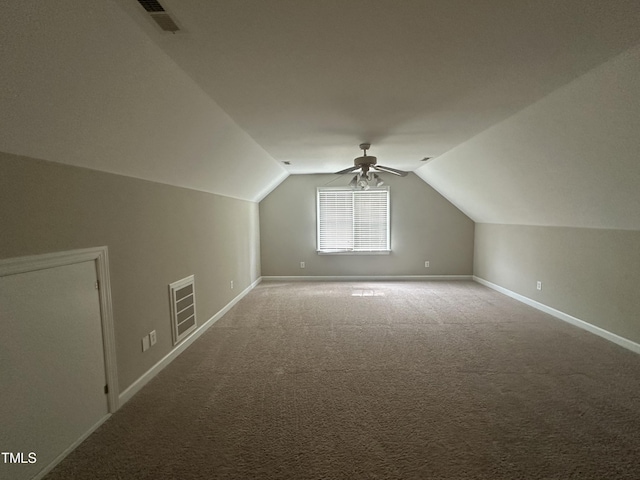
[
  {"x1": 259, "y1": 173, "x2": 474, "y2": 276},
  {"x1": 474, "y1": 224, "x2": 640, "y2": 344},
  {"x1": 0, "y1": 152, "x2": 261, "y2": 392}
]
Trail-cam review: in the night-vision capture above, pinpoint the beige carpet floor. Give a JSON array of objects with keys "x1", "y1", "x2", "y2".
[{"x1": 46, "y1": 281, "x2": 640, "y2": 479}]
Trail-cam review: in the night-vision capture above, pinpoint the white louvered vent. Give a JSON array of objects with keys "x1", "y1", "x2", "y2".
[
  {"x1": 169, "y1": 275, "x2": 197, "y2": 345},
  {"x1": 135, "y1": 0, "x2": 181, "y2": 32}
]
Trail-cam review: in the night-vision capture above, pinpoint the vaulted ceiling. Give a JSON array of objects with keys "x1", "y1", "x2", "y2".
[
  {"x1": 118, "y1": 0, "x2": 640, "y2": 174},
  {"x1": 2, "y1": 1, "x2": 640, "y2": 227}
]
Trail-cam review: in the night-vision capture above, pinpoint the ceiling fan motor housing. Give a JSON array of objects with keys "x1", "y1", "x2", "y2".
[
  {"x1": 335, "y1": 144, "x2": 408, "y2": 177},
  {"x1": 354, "y1": 155, "x2": 377, "y2": 167}
]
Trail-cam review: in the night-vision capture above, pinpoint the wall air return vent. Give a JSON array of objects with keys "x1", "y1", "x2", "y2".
[
  {"x1": 135, "y1": 0, "x2": 181, "y2": 32},
  {"x1": 169, "y1": 275, "x2": 197, "y2": 345}
]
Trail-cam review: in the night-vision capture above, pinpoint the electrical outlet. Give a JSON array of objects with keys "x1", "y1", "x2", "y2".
[
  {"x1": 149, "y1": 330, "x2": 157, "y2": 346},
  {"x1": 142, "y1": 334, "x2": 150, "y2": 352},
  {"x1": 300, "y1": 261, "x2": 305, "y2": 269},
  {"x1": 230, "y1": 280, "x2": 234, "y2": 289},
  {"x1": 537, "y1": 281, "x2": 542, "y2": 291},
  {"x1": 424, "y1": 261, "x2": 430, "y2": 268}
]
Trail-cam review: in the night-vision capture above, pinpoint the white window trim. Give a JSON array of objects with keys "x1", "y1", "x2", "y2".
[{"x1": 316, "y1": 186, "x2": 390, "y2": 255}]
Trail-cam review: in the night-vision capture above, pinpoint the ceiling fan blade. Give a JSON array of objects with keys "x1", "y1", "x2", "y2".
[
  {"x1": 334, "y1": 166, "x2": 360, "y2": 175},
  {"x1": 373, "y1": 165, "x2": 408, "y2": 177}
]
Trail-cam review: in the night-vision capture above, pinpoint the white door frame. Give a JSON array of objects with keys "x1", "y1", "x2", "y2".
[{"x1": 0, "y1": 246, "x2": 120, "y2": 412}]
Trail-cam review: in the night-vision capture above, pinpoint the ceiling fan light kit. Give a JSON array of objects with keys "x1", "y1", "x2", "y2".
[
  {"x1": 336, "y1": 143, "x2": 408, "y2": 189},
  {"x1": 349, "y1": 172, "x2": 384, "y2": 190}
]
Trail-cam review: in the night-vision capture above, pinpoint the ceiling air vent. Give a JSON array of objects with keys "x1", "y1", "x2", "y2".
[
  {"x1": 137, "y1": 0, "x2": 165, "y2": 12},
  {"x1": 136, "y1": 0, "x2": 180, "y2": 32}
]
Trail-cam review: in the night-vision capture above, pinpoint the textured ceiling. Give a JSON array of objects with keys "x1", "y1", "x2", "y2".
[{"x1": 118, "y1": 0, "x2": 640, "y2": 174}]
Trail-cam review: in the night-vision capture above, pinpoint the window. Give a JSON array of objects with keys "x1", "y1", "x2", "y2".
[{"x1": 317, "y1": 187, "x2": 390, "y2": 254}]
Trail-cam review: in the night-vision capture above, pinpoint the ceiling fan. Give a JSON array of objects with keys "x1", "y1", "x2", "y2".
[{"x1": 335, "y1": 143, "x2": 408, "y2": 189}]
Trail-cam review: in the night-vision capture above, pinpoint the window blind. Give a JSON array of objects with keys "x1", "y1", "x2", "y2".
[{"x1": 317, "y1": 187, "x2": 389, "y2": 253}]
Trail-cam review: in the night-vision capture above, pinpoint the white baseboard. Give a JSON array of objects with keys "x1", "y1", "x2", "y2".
[
  {"x1": 118, "y1": 276, "x2": 262, "y2": 406},
  {"x1": 33, "y1": 413, "x2": 110, "y2": 480},
  {"x1": 473, "y1": 276, "x2": 640, "y2": 355},
  {"x1": 261, "y1": 275, "x2": 473, "y2": 281}
]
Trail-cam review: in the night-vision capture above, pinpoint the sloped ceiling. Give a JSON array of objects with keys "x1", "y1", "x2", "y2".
[
  {"x1": 0, "y1": 0, "x2": 287, "y2": 202},
  {"x1": 116, "y1": 0, "x2": 640, "y2": 176},
  {"x1": 415, "y1": 44, "x2": 640, "y2": 230},
  {"x1": 2, "y1": 0, "x2": 640, "y2": 216}
]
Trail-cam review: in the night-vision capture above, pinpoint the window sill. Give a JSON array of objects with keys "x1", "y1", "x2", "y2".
[{"x1": 317, "y1": 250, "x2": 391, "y2": 256}]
